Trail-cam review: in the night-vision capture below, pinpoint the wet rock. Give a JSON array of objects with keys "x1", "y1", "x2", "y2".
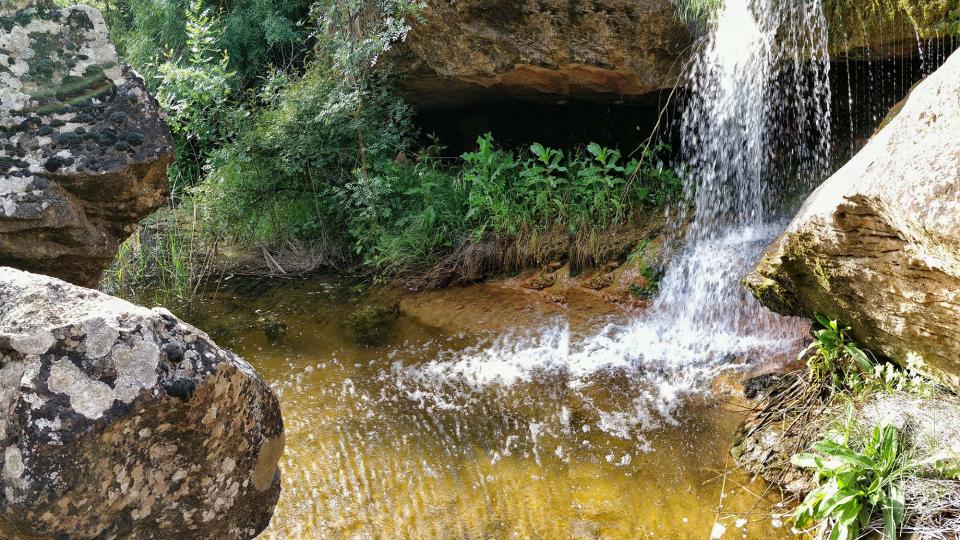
[
  {"x1": 0, "y1": 267, "x2": 283, "y2": 539},
  {"x1": 345, "y1": 302, "x2": 399, "y2": 346},
  {"x1": 0, "y1": 1, "x2": 172, "y2": 288},
  {"x1": 256, "y1": 314, "x2": 288, "y2": 342},
  {"x1": 391, "y1": 0, "x2": 693, "y2": 108},
  {"x1": 746, "y1": 49, "x2": 960, "y2": 391}
]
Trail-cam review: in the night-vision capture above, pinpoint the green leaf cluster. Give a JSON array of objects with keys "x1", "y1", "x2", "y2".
[
  {"x1": 462, "y1": 134, "x2": 682, "y2": 238},
  {"x1": 793, "y1": 425, "x2": 906, "y2": 540},
  {"x1": 804, "y1": 313, "x2": 876, "y2": 391}
]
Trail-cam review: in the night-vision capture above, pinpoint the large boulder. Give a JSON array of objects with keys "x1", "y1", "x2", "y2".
[
  {"x1": 392, "y1": 0, "x2": 693, "y2": 108},
  {"x1": 0, "y1": 267, "x2": 283, "y2": 539},
  {"x1": 745, "y1": 49, "x2": 960, "y2": 389},
  {"x1": 0, "y1": 1, "x2": 172, "y2": 288}
]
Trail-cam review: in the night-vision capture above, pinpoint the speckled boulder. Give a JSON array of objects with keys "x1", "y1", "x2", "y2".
[
  {"x1": 0, "y1": 1, "x2": 172, "y2": 287},
  {"x1": 0, "y1": 267, "x2": 283, "y2": 539}
]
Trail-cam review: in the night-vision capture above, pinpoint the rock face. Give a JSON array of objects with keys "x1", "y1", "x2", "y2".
[
  {"x1": 0, "y1": 267, "x2": 283, "y2": 539},
  {"x1": 392, "y1": 0, "x2": 693, "y2": 108},
  {"x1": 746, "y1": 49, "x2": 960, "y2": 389},
  {"x1": 826, "y1": 0, "x2": 960, "y2": 59},
  {"x1": 0, "y1": 1, "x2": 173, "y2": 288}
]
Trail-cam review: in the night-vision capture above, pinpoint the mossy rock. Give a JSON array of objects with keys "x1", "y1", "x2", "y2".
[{"x1": 345, "y1": 301, "x2": 400, "y2": 346}]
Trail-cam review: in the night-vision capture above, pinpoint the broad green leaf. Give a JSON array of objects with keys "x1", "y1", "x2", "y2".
[
  {"x1": 845, "y1": 344, "x2": 874, "y2": 372},
  {"x1": 791, "y1": 453, "x2": 820, "y2": 468},
  {"x1": 814, "y1": 312, "x2": 833, "y2": 329},
  {"x1": 881, "y1": 504, "x2": 896, "y2": 540},
  {"x1": 813, "y1": 440, "x2": 874, "y2": 469},
  {"x1": 889, "y1": 483, "x2": 905, "y2": 523}
]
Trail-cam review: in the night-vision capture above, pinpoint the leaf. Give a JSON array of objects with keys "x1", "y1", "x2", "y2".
[
  {"x1": 791, "y1": 453, "x2": 820, "y2": 469},
  {"x1": 845, "y1": 344, "x2": 874, "y2": 372},
  {"x1": 882, "y1": 505, "x2": 896, "y2": 540},
  {"x1": 878, "y1": 425, "x2": 899, "y2": 466},
  {"x1": 814, "y1": 312, "x2": 833, "y2": 329},
  {"x1": 889, "y1": 483, "x2": 905, "y2": 523},
  {"x1": 813, "y1": 440, "x2": 874, "y2": 469}
]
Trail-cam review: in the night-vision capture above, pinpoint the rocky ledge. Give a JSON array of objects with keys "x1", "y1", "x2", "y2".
[
  {"x1": 0, "y1": 0, "x2": 172, "y2": 287},
  {"x1": 0, "y1": 267, "x2": 283, "y2": 539},
  {"x1": 391, "y1": 0, "x2": 692, "y2": 108}
]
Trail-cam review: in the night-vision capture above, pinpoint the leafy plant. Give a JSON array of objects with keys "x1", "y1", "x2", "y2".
[
  {"x1": 803, "y1": 314, "x2": 875, "y2": 391},
  {"x1": 792, "y1": 424, "x2": 906, "y2": 540}
]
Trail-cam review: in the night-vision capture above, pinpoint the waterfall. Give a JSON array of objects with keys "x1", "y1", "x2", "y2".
[
  {"x1": 414, "y1": 0, "x2": 834, "y2": 431},
  {"x1": 647, "y1": 0, "x2": 832, "y2": 353},
  {"x1": 568, "y1": 0, "x2": 832, "y2": 419}
]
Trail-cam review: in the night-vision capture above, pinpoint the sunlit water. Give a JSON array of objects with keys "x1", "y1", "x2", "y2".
[
  {"x1": 175, "y1": 1, "x2": 841, "y2": 537},
  {"x1": 180, "y1": 278, "x2": 794, "y2": 539}
]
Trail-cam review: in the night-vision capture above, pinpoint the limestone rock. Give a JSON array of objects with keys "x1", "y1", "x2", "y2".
[
  {"x1": 0, "y1": 1, "x2": 172, "y2": 287},
  {"x1": 745, "y1": 49, "x2": 960, "y2": 389},
  {"x1": 392, "y1": 0, "x2": 693, "y2": 108},
  {"x1": 0, "y1": 267, "x2": 283, "y2": 539}
]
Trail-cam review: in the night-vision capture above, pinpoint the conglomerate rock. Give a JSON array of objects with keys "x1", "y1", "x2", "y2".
[
  {"x1": 0, "y1": 266, "x2": 283, "y2": 539},
  {"x1": 0, "y1": 0, "x2": 172, "y2": 287},
  {"x1": 745, "y1": 49, "x2": 960, "y2": 390}
]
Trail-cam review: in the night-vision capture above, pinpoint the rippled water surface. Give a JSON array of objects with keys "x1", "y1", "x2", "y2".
[{"x1": 174, "y1": 277, "x2": 795, "y2": 539}]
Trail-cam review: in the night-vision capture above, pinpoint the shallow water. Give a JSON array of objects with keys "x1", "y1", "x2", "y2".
[{"x1": 174, "y1": 277, "x2": 797, "y2": 539}]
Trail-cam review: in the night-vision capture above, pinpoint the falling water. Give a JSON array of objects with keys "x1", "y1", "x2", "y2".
[
  {"x1": 404, "y1": 0, "x2": 837, "y2": 435},
  {"x1": 648, "y1": 0, "x2": 831, "y2": 351},
  {"x1": 406, "y1": 0, "x2": 837, "y2": 427}
]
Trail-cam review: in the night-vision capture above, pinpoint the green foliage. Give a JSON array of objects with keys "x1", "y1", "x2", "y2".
[
  {"x1": 870, "y1": 352, "x2": 937, "y2": 397},
  {"x1": 155, "y1": 1, "x2": 240, "y2": 181},
  {"x1": 461, "y1": 134, "x2": 682, "y2": 238},
  {"x1": 92, "y1": 0, "x2": 684, "y2": 283},
  {"x1": 101, "y1": 206, "x2": 200, "y2": 305},
  {"x1": 89, "y1": 0, "x2": 311, "y2": 88},
  {"x1": 792, "y1": 423, "x2": 906, "y2": 540},
  {"x1": 672, "y1": 0, "x2": 722, "y2": 29},
  {"x1": 347, "y1": 156, "x2": 467, "y2": 274},
  {"x1": 626, "y1": 239, "x2": 660, "y2": 299},
  {"x1": 803, "y1": 314, "x2": 876, "y2": 391},
  {"x1": 803, "y1": 314, "x2": 939, "y2": 398}
]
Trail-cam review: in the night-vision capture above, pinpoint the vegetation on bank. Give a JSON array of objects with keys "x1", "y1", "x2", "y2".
[
  {"x1": 748, "y1": 315, "x2": 960, "y2": 539},
  {"x1": 71, "y1": 0, "x2": 682, "y2": 302}
]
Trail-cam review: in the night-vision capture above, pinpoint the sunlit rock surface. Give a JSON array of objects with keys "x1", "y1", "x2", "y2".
[
  {"x1": 392, "y1": 0, "x2": 693, "y2": 108},
  {"x1": 746, "y1": 49, "x2": 960, "y2": 390},
  {"x1": 0, "y1": 267, "x2": 283, "y2": 539},
  {"x1": 0, "y1": 1, "x2": 172, "y2": 287}
]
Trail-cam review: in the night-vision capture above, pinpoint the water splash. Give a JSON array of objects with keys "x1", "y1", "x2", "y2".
[
  {"x1": 659, "y1": 0, "x2": 831, "y2": 342},
  {"x1": 406, "y1": 0, "x2": 834, "y2": 434}
]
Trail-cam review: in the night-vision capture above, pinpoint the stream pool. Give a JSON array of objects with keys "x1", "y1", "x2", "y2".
[{"x1": 171, "y1": 276, "x2": 798, "y2": 539}]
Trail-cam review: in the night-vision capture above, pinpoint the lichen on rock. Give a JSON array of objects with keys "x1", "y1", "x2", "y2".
[
  {"x1": 0, "y1": 0, "x2": 172, "y2": 288},
  {"x1": 0, "y1": 267, "x2": 283, "y2": 539}
]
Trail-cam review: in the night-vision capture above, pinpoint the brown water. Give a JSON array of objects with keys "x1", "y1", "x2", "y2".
[{"x1": 174, "y1": 277, "x2": 797, "y2": 539}]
